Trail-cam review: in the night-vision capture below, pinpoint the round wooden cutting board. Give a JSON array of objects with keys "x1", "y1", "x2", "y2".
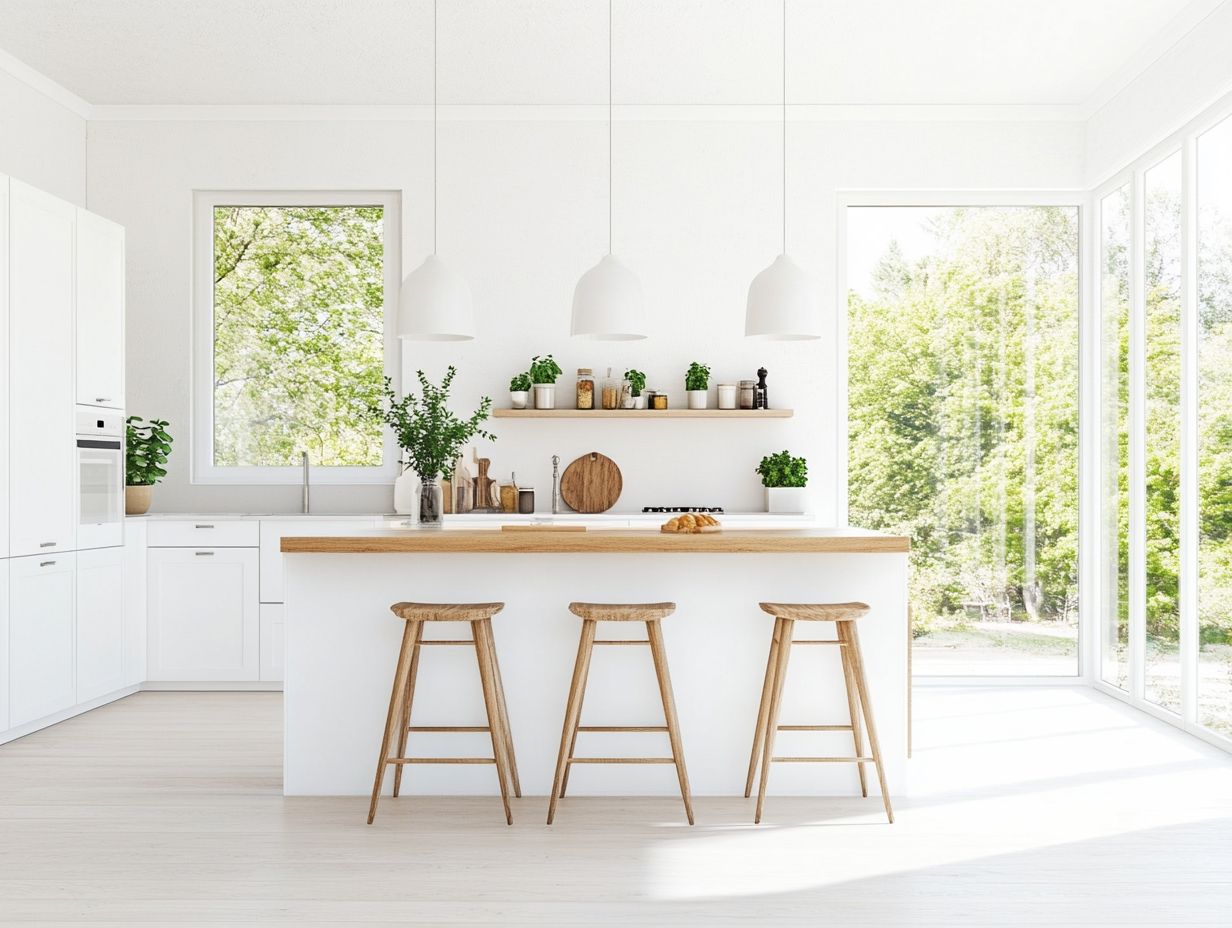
[{"x1": 560, "y1": 451, "x2": 623, "y2": 513}]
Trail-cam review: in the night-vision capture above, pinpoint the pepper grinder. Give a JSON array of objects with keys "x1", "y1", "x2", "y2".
[
  {"x1": 551, "y1": 455, "x2": 561, "y2": 514},
  {"x1": 756, "y1": 367, "x2": 769, "y2": 410}
]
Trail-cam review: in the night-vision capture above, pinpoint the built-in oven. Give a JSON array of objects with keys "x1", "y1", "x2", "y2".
[{"x1": 76, "y1": 407, "x2": 125, "y2": 549}]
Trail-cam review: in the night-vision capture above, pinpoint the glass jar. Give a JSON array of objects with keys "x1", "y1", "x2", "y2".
[
  {"x1": 601, "y1": 367, "x2": 620, "y2": 410},
  {"x1": 739, "y1": 380, "x2": 756, "y2": 409},
  {"x1": 576, "y1": 368, "x2": 595, "y2": 410},
  {"x1": 652, "y1": 393, "x2": 669, "y2": 410},
  {"x1": 418, "y1": 482, "x2": 443, "y2": 527},
  {"x1": 518, "y1": 486, "x2": 535, "y2": 514}
]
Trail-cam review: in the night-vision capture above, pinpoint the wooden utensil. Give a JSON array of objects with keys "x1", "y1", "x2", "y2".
[{"x1": 559, "y1": 451, "x2": 622, "y2": 513}]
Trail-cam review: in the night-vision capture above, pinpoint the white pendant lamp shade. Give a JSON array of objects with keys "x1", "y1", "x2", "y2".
[
  {"x1": 571, "y1": 254, "x2": 647, "y2": 340},
  {"x1": 745, "y1": 253, "x2": 820, "y2": 340},
  {"x1": 397, "y1": 254, "x2": 475, "y2": 341}
]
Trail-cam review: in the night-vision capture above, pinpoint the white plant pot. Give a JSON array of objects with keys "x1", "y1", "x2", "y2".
[
  {"x1": 766, "y1": 486, "x2": 808, "y2": 514},
  {"x1": 633, "y1": 394, "x2": 647, "y2": 409},
  {"x1": 510, "y1": 390, "x2": 530, "y2": 409},
  {"x1": 393, "y1": 469, "x2": 420, "y2": 518},
  {"x1": 533, "y1": 384, "x2": 556, "y2": 409},
  {"x1": 687, "y1": 390, "x2": 708, "y2": 410}
]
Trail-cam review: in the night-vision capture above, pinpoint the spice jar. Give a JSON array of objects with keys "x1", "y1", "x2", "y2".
[
  {"x1": 576, "y1": 368, "x2": 595, "y2": 410},
  {"x1": 601, "y1": 367, "x2": 619, "y2": 410},
  {"x1": 652, "y1": 393, "x2": 669, "y2": 410},
  {"x1": 518, "y1": 486, "x2": 535, "y2": 514},
  {"x1": 739, "y1": 380, "x2": 756, "y2": 409}
]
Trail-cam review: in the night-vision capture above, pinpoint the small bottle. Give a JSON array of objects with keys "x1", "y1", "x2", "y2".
[
  {"x1": 518, "y1": 486, "x2": 535, "y2": 514},
  {"x1": 500, "y1": 472, "x2": 518, "y2": 513},
  {"x1": 601, "y1": 367, "x2": 619, "y2": 410},
  {"x1": 576, "y1": 368, "x2": 595, "y2": 410}
]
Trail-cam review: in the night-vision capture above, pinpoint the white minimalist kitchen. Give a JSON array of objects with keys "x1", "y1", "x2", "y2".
[{"x1": 2, "y1": 2, "x2": 1232, "y2": 925}]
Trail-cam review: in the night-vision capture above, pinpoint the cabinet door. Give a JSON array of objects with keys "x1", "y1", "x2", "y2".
[
  {"x1": 260, "y1": 603, "x2": 284, "y2": 683},
  {"x1": 0, "y1": 560, "x2": 9, "y2": 730},
  {"x1": 147, "y1": 547, "x2": 259, "y2": 681},
  {"x1": 75, "y1": 209, "x2": 125, "y2": 408},
  {"x1": 9, "y1": 553, "x2": 76, "y2": 728},
  {"x1": 122, "y1": 520, "x2": 148, "y2": 687},
  {"x1": 76, "y1": 547, "x2": 125, "y2": 702},
  {"x1": 9, "y1": 180, "x2": 76, "y2": 557},
  {"x1": 0, "y1": 176, "x2": 9, "y2": 559}
]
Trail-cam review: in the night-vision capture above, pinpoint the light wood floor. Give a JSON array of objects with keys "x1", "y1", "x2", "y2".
[{"x1": 1, "y1": 686, "x2": 1229, "y2": 926}]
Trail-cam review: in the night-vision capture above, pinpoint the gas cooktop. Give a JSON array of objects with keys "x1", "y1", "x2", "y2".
[{"x1": 642, "y1": 506, "x2": 725, "y2": 514}]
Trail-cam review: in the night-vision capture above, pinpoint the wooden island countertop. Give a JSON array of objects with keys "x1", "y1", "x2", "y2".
[{"x1": 280, "y1": 527, "x2": 909, "y2": 554}]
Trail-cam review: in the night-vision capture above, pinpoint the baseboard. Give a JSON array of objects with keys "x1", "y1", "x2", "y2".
[
  {"x1": 140, "y1": 681, "x2": 284, "y2": 692},
  {"x1": 0, "y1": 685, "x2": 141, "y2": 746}
]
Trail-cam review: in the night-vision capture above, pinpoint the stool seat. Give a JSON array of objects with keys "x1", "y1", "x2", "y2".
[
  {"x1": 391, "y1": 602, "x2": 504, "y2": 622},
  {"x1": 569, "y1": 601, "x2": 675, "y2": 621},
  {"x1": 758, "y1": 601, "x2": 869, "y2": 622}
]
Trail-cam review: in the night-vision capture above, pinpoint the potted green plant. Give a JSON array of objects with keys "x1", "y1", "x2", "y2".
[
  {"x1": 509, "y1": 372, "x2": 532, "y2": 409},
  {"x1": 756, "y1": 450, "x2": 809, "y2": 513},
  {"x1": 529, "y1": 354, "x2": 563, "y2": 409},
  {"x1": 125, "y1": 416, "x2": 173, "y2": 515},
  {"x1": 685, "y1": 361, "x2": 711, "y2": 410},
  {"x1": 375, "y1": 367, "x2": 494, "y2": 526},
  {"x1": 622, "y1": 368, "x2": 647, "y2": 409}
]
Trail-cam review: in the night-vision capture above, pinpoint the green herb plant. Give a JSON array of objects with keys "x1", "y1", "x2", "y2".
[
  {"x1": 509, "y1": 372, "x2": 532, "y2": 393},
  {"x1": 685, "y1": 362, "x2": 710, "y2": 392},
  {"x1": 755, "y1": 450, "x2": 808, "y2": 488},
  {"x1": 624, "y1": 369, "x2": 646, "y2": 397},
  {"x1": 375, "y1": 367, "x2": 494, "y2": 481},
  {"x1": 125, "y1": 417, "x2": 174, "y2": 486},
  {"x1": 529, "y1": 355, "x2": 563, "y2": 385}
]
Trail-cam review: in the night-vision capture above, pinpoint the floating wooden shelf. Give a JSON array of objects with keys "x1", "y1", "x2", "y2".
[{"x1": 492, "y1": 408, "x2": 793, "y2": 419}]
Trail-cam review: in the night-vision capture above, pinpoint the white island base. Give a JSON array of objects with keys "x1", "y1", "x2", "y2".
[{"x1": 283, "y1": 533, "x2": 908, "y2": 800}]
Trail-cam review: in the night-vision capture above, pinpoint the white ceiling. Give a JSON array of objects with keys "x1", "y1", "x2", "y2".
[{"x1": 0, "y1": 0, "x2": 1220, "y2": 108}]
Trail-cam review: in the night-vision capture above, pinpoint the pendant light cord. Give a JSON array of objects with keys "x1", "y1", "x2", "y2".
[
  {"x1": 782, "y1": 0, "x2": 787, "y2": 255},
  {"x1": 433, "y1": 0, "x2": 439, "y2": 255},
  {"x1": 608, "y1": 0, "x2": 613, "y2": 255}
]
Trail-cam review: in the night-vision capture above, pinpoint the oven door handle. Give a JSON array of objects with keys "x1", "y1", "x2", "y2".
[{"x1": 77, "y1": 439, "x2": 123, "y2": 450}]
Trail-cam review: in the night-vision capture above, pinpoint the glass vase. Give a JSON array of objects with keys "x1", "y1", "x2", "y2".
[{"x1": 418, "y1": 481, "x2": 444, "y2": 527}]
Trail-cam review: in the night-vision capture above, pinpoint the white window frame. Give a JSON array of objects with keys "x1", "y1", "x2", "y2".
[
  {"x1": 836, "y1": 190, "x2": 1091, "y2": 684},
  {"x1": 1090, "y1": 88, "x2": 1232, "y2": 754},
  {"x1": 192, "y1": 190, "x2": 401, "y2": 485}
]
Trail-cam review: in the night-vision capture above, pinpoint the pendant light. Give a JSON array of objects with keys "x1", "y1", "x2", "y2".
[
  {"x1": 745, "y1": 0, "x2": 820, "y2": 340},
  {"x1": 571, "y1": 0, "x2": 647, "y2": 341},
  {"x1": 398, "y1": 0, "x2": 475, "y2": 341}
]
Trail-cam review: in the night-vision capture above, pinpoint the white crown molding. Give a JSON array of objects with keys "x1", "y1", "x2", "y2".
[
  {"x1": 86, "y1": 101, "x2": 1086, "y2": 123},
  {"x1": 0, "y1": 47, "x2": 92, "y2": 119}
]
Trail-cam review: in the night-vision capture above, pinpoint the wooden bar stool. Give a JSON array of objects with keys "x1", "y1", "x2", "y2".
[
  {"x1": 547, "y1": 602, "x2": 694, "y2": 825},
  {"x1": 367, "y1": 602, "x2": 520, "y2": 826},
  {"x1": 745, "y1": 602, "x2": 893, "y2": 825}
]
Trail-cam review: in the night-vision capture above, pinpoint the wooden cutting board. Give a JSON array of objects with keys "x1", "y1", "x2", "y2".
[{"x1": 560, "y1": 451, "x2": 622, "y2": 513}]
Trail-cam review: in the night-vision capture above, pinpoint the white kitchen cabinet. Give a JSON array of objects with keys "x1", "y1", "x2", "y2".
[
  {"x1": 75, "y1": 547, "x2": 125, "y2": 703},
  {"x1": 8, "y1": 180, "x2": 76, "y2": 557},
  {"x1": 8, "y1": 553, "x2": 76, "y2": 728},
  {"x1": 147, "y1": 547, "x2": 259, "y2": 682},
  {"x1": 0, "y1": 560, "x2": 9, "y2": 730},
  {"x1": 122, "y1": 520, "x2": 148, "y2": 686},
  {"x1": 258, "y1": 520, "x2": 373, "y2": 602},
  {"x1": 74, "y1": 209, "x2": 125, "y2": 408},
  {"x1": 260, "y1": 603, "x2": 285, "y2": 683},
  {"x1": 0, "y1": 175, "x2": 10, "y2": 559},
  {"x1": 148, "y1": 519, "x2": 259, "y2": 548}
]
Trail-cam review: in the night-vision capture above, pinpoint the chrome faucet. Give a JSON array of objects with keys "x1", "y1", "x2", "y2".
[
  {"x1": 552, "y1": 454, "x2": 561, "y2": 514},
  {"x1": 301, "y1": 451, "x2": 311, "y2": 514}
]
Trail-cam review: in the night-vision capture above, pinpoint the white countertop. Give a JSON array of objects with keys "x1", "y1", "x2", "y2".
[{"x1": 129, "y1": 511, "x2": 820, "y2": 527}]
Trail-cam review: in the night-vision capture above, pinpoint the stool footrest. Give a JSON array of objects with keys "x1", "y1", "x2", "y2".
[
  {"x1": 772, "y1": 756, "x2": 874, "y2": 764},
  {"x1": 418, "y1": 639, "x2": 473, "y2": 646},
  {"x1": 776, "y1": 724, "x2": 854, "y2": 732},
  {"x1": 388, "y1": 757, "x2": 497, "y2": 765},
  {"x1": 792, "y1": 639, "x2": 844, "y2": 646},
  {"x1": 408, "y1": 725, "x2": 490, "y2": 732},
  {"x1": 568, "y1": 757, "x2": 675, "y2": 765},
  {"x1": 577, "y1": 725, "x2": 668, "y2": 733},
  {"x1": 593, "y1": 640, "x2": 650, "y2": 646}
]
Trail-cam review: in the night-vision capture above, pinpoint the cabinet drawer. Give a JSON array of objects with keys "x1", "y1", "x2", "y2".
[{"x1": 147, "y1": 520, "x2": 258, "y2": 548}]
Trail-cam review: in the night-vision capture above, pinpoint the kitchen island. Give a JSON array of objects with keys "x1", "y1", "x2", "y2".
[{"x1": 282, "y1": 527, "x2": 910, "y2": 799}]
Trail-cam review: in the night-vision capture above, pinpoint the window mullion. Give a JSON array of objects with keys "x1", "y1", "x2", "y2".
[
  {"x1": 1179, "y1": 136, "x2": 1200, "y2": 727},
  {"x1": 1128, "y1": 168, "x2": 1147, "y2": 703}
]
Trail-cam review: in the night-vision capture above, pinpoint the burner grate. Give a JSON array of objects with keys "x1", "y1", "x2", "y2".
[{"x1": 642, "y1": 506, "x2": 725, "y2": 514}]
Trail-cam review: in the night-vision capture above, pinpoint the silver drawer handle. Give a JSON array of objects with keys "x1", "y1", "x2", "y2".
[
  {"x1": 95, "y1": 397, "x2": 111, "y2": 403},
  {"x1": 195, "y1": 551, "x2": 215, "y2": 556},
  {"x1": 195, "y1": 524, "x2": 215, "y2": 529},
  {"x1": 39, "y1": 560, "x2": 56, "y2": 567},
  {"x1": 39, "y1": 541, "x2": 56, "y2": 548}
]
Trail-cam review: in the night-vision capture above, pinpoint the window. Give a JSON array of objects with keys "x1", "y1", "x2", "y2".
[
  {"x1": 845, "y1": 201, "x2": 1081, "y2": 676},
  {"x1": 193, "y1": 192, "x2": 399, "y2": 484}
]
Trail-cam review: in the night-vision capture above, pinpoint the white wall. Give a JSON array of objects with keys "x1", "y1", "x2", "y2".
[
  {"x1": 0, "y1": 67, "x2": 86, "y2": 206},
  {"x1": 88, "y1": 114, "x2": 1083, "y2": 517},
  {"x1": 1086, "y1": 0, "x2": 1232, "y2": 186}
]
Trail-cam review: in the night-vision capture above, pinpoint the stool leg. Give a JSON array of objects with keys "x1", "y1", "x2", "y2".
[
  {"x1": 473, "y1": 620, "x2": 514, "y2": 825},
  {"x1": 393, "y1": 620, "x2": 425, "y2": 798},
  {"x1": 837, "y1": 624, "x2": 869, "y2": 798},
  {"x1": 755, "y1": 617, "x2": 794, "y2": 824},
  {"x1": 559, "y1": 629, "x2": 596, "y2": 801},
  {"x1": 547, "y1": 619, "x2": 597, "y2": 824},
  {"x1": 842, "y1": 621, "x2": 894, "y2": 824},
  {"x1": 745, "y1": 616, "x2": 783, "y2": 798},
  {"x1": 646, "y1": 619, "x2": 694, "y2": 826},
  {"x1": 367, "y1": 621, "x2": 418, "y2": 824},
  {"x1": 481, "y1": 618, "x2": 521, "y2": 798}
]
